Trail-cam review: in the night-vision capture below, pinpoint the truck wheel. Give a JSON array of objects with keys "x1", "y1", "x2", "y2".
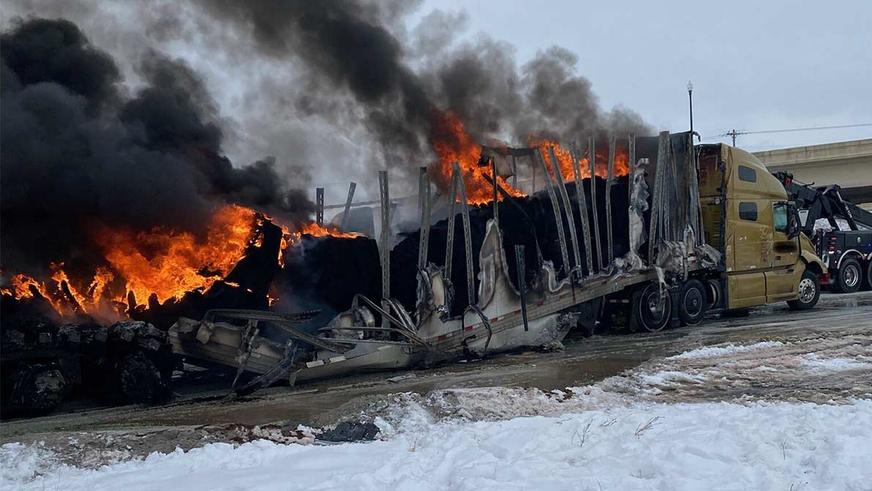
[
  {"x1": 788, "y1": 269, "x2": 820, "y2": 310},
  {"x1": 678, "y1": 279, "x2": 707, "y2": 326},
  {"x1": 629, "y1": 283, "x2": 672, "y2": 332},
  {"x1": 9, "y1": 364, "x2": 68, "y2": 414},
  {"x1": 118, "y1": 352, "x2": 170, "y2": 403},
  {"x1": 832, "y1": 257, "x2": 861, "y2": 293},
  {"x1": 704, "y1": 279, "x2": 722, "y2": 310}
]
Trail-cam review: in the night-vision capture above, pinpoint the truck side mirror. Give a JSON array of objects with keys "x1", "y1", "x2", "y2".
[{"x1": 787, "y1": 202, "x2": 801, "y2": 239}]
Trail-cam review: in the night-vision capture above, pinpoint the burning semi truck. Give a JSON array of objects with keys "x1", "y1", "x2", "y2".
[
  {"x1": 1, "y1": 129, "x2": 826, "y2": 412},
  {"x1": 168, "y1": 130, "x2": 826, "y2": 396}
]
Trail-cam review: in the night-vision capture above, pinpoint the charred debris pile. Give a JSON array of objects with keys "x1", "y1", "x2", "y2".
[
  {"x1": 0, "y1": 217, "x2": 369, "y2": 414},
  {"x1": 389, "y1": 176, "x2": 633, "y2": 317},
  {"x1": 2, "y1": 133, "x2": 692, "y2": 416}
]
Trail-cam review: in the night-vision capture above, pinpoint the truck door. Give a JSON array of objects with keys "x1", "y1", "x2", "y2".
[
  {"x1": 765, "y1": 202, "x2": 800, "y2": 301},
  {"x1": 727, "y1": 199, "x2": 769, "y2": 308}
]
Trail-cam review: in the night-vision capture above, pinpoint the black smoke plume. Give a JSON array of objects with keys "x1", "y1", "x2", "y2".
[
  {"x1": 195, "y1": 0, "x2": 649, "y2": 172},
  {"x1": 2, "y1": 2, "x2": 653, "y2": 278},
  {"x1": 0, "y1": 18, "x2": 312, "y2": 275},
  {"x1": 198, "y1": 0, "x2": 433, "y2": 167}
]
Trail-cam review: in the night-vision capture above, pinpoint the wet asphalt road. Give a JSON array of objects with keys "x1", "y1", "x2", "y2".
[{"x1": 2, "y1": 291, "x2": 870, "y2": 443}]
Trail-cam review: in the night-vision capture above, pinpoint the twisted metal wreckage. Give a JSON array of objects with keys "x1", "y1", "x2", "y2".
[{"x1": 170, "y1": 131, "x2": 718, "y2": 396}]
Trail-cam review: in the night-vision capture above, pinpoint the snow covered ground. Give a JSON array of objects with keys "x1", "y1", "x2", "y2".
[
  {"x1": 3, "y1": 398, "x2": 871, "y2": 490},
  {"x1": 3, "y1": 338, "x2": 871, "y2": 490}
]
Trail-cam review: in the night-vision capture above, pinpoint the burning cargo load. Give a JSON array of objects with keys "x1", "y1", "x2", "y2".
[
  {"x1": 0, "y1": 213, "x2": 357, "y2": 329},
  {"x1": 0, "y1": 210, "x2": 369, "y2": 413},
  {"x1": 388, "y1": 175, "x2": 633, "y2": 318},
  {"x1": 2, "y1": 125, "x2": 708, "y2": 407},
  {"x1": 170, "y1": 130, "x2": 713, "y2": 395}
]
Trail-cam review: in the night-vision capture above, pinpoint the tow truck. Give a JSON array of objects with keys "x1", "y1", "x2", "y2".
[{"x1": 775, "y1": 172, "x2": 872, "y2": 292}]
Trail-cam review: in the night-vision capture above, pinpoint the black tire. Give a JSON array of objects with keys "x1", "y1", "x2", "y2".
[
  {"x1": 9, "y1": 364, "x2": 68, "y2": 414},
  {"x1": 831, "y1": 257, "x2": 862, "y2": 293},
  {"x1": 788, "y1": 269, "x2": 820, "y2": 310},
  {"x1": 678, "y1": 279, "x2": 707, "y2": 326},
  {"x1": 704, "y1": 279, "x2": 722, "y2": 310},
  {"x1": 628, "y1": 283, "x2": 672, "y2": 332},
  {"x1": 117, "y1": 352, "x2": 170, "y2": 403}
]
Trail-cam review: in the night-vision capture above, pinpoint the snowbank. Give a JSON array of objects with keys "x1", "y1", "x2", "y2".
[
  {"x1": 4, "y1": 399, "x2": 871, "y2": 491},
  {"x1": 4, "y1": 339, "x2": 870, "y2": 490},
  {"x1": 801, "y1": 353, "x2": 872, "y2": 372},
  {"x1": 668, "y1": 341, "x2": 784, "y2": 360}
]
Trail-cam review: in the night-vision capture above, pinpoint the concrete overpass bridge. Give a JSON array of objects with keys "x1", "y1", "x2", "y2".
[{"x1": 753, "y1": 139, "x2": 872, "y2": 209}]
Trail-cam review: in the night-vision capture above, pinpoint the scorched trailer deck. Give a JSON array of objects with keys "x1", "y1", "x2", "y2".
[{"x1": 169, "y1": 131, "x2": 826, "y2": 395}]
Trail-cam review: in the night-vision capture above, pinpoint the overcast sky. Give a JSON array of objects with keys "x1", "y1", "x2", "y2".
[{"x1": 418, "y1": 0, "x2": 872, "y2": 150}]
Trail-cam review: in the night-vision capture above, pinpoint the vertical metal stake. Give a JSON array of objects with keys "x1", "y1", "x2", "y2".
[
  {"x1": 491, "y1": 157, "x2": 500, "y2": 227},
  {"x1": 378, "y1": 171, "x2": 391, "y2": 327},
  {"x1": 536, "y1": 149, "x2": 571, "y2": 277},
  {"x1": 628, "y1": 134, "x2": 636, "y2": 206},
  {"x1": 444, "y1": 165, "x2": 459, "y2": 280},
  {"x1": 453, "y1": 162, "x2": 475, "y2": 307},
  {"x1": 514, "y1": 245, "x2": 529, "y2": 331},
  {"x1": 530, "y1": 154, "x2": 537, "y2": 194},
  {"x1": 570, "y1": 144, "x2": 593, "y2": 277},
  {"x1": 605, "y1": 135, "x2": 616, "y2": 265},
  {"x1": 340, "y1": 182, "x2": 356, "y2": 230},
  {"x1": 548, "y1": 147, "x2": 582, "y2": 276},
  {"x1": 588, "y1": 137, "x2": 603, "y2": 272},
  {"x1": 315, "y1": 187, "x2": 324, "y2": 226},
  {"x1": 417, "y1": 167, "x2": 431, "y2": 271}
]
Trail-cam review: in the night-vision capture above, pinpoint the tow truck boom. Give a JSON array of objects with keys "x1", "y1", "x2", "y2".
[{"x1": 774, "y1": 171, "x2": 872, "y2": 293}]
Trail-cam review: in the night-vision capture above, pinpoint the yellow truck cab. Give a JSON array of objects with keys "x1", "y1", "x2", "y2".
[{"x1": 697, "y1": 144, "x2": 826, "y2": 311}]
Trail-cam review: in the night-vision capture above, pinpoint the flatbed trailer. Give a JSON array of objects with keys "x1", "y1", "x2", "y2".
[{"x1": 170, "y1": 131, "x2": 825, "y2": 394}]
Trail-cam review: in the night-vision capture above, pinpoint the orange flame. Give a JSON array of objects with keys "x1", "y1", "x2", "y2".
[
  {"x1": 278, "y1": 222, "x2": 361, "y2": 266},
  {"x1": 429, "y1": 110, "x2": 525, "y2": 205},
  {"x1": 2, "y1": 273, "x2": 52, "y2": 304},
  {"x1": 2, "y1": 265, "x2": 116, "y2": 317},
  {"x1": 93, "y1": 204, "x2": 258, "y2": 307},
  {"x1": 2, "y1": 204, "x2": 365, "y2": 320},
  {"x1": 426, "y1": 111, "x2": 631, "y2": 204},
  {"x1": 2, "y1": 204, "x2": 259, "y2": 317},
  {"x1": 292, "y1": 222, "x2": 360, "y2": 240},
  {"x1": 531, "y1": 138, "x2": 630, "y2": 182}
]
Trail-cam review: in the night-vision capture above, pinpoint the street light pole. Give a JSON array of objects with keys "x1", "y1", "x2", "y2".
[{"x1": 687, "y1": 81, "x2": 694, "y2": 136}]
